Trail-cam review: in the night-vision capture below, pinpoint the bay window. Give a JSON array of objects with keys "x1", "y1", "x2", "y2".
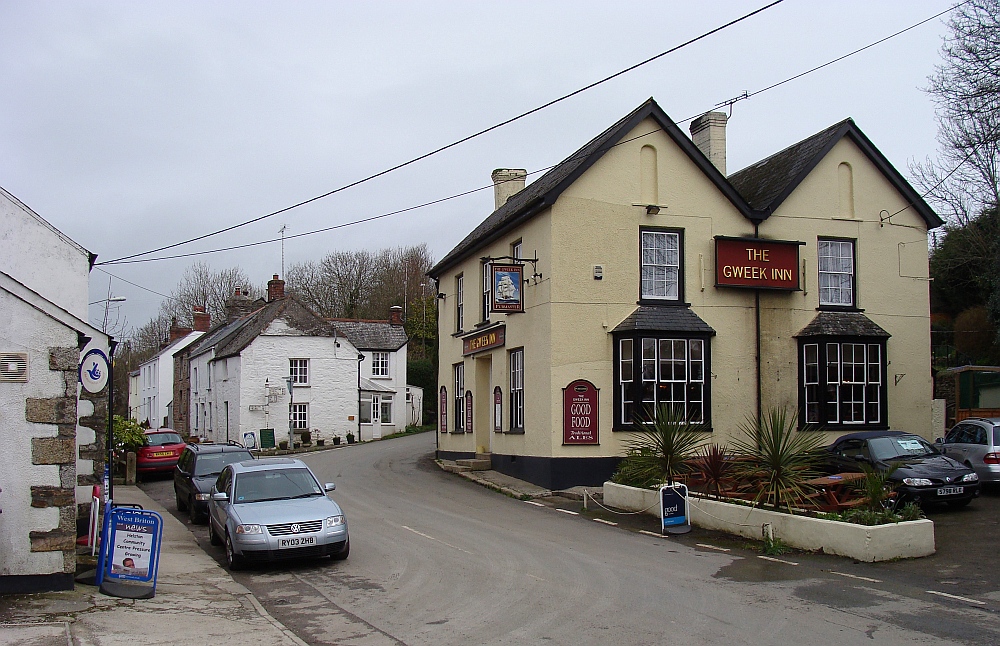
[
  {"x1": 615, "y1": 334, "x2": 709, "y2": 428},
  {"x1": 800, "y1": 339, "x2": 886, "y2": 428}
]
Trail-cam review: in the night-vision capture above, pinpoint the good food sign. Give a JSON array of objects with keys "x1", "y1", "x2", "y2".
[
  {"x1": 563, "y1": 379, "x2": 598, "y2": 445},
  {"x1": 715, "y1": 237, "x2": 803, "y2": 290}
]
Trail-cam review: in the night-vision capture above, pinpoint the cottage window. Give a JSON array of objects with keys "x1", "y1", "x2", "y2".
[
  {"x1": 380, "y1": 396, "x2": 393, "y2": 424},
  {"x1": 799, "y1": 340, "x2": 885, "y2": 428},
  {"x1": 640, "y1": 229, "x2": 682, "y2": 302},
  {"x1": 290, "y1": 403, "x2": 309, "y2": 430},
  {"x1": 290, "y1": 358, "x2": 309, "y2": 385},
  {"x1": 615, "y1": 335, "x2": 709, "y2": 427},
  {"x1": 454, "y1": 363, "x2": 465, "y2": 432},
  {"x1": 818, "y1": 238, "x2": 855, "y2": 307},
  {"x1": 509, "y1": 348, "x2": 524, "y2": 432},
  {"x1": 371, "y1": 352, "x2": 389, "y2": 377}
]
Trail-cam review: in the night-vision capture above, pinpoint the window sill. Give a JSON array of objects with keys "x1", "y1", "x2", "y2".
[
  {"x1": 505, "y1": 428, "x2": 525, "y2": 435},
  {"x1": 637, "y1": 299, "x2": 689, "y2": 307},
  {"x1": 449, "y1": 430, "x2": 468, "y2": 435},
  {"x1": 816, "y1": 305, "x2": 864, "y2": 312}
]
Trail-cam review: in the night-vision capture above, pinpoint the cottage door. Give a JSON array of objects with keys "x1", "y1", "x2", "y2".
[{"x1": 371, "y1": 394, "x2": 382, "y2": 440}]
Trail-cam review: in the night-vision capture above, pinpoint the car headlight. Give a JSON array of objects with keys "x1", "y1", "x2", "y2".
[
  {"x1": 195, "y1": 493, "x2": 210, "y2": 501},
  {"x1": 235, "y1": 524, "x2": 262, "y2": 534},
  {"x1": 902, "y1": 478, "x2": 933, "y2": 487},
  {"x1": 963, "y1": 472, "x2": 980, "y2": 483},
  {"x1": 326, "y1": 515, "x2": 345, "y2": 528}
]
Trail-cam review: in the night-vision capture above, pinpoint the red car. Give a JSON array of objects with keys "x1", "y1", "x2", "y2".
[{"x1": 136, "y1": 429, "x2": 186, "y2": 476}]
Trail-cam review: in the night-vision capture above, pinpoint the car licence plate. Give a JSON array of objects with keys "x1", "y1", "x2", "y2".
[
  {"x1": 152, "y1": 451, "x2": 173, "y2": 458},
  {"x1": 937, "y1": 486, "x2": 964, "y2": 496},
  {"x1": 278, "y1": 536, "x2": 316, "y2": 549}
]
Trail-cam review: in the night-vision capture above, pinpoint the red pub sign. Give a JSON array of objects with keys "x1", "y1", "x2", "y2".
[
  {"x1": 563, "y1": 379, "x2": 599, "y2": 445},
  {"x1": 714, "y1": 236, "x2": 803, "y2": 290}
]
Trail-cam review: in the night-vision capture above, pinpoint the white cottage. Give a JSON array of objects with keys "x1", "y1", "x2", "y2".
[
  {"x1": 0, "y1": 186, "x2": 111, "y2": 593},
  {"x1": 136, "y1": 320, "x2": 204, "y2": 428}
]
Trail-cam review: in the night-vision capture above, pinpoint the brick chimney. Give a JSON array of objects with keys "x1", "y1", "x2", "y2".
[
  {"x1": 169, "y1": 317, "x2": 193, "y2": 342},
  {"x1": 224, "y1": 288, "x2": 254, "y2": 323},
  {"x1": 389, "y1": 305, "x2": 403, "y2": 326},
  {"x1": 689, "y1": 112, "x2": 728, "y2": 175},
  {"x1": 491, "y1": 169, "x2": 527, "y2": 210},
  {"x1": 267, "y1": 274, "x2": 285, "y2": 301},
  {"x1": 192, "y1": 306, "x2": 211, "y2": 332}
]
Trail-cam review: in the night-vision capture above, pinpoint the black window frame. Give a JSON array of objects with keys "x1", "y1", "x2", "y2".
[
  {"x1": 798, "y1": 336, "x2": 888, "y2": 430},
  {"x1": 817, "y1": 237, "x2": 857, "y2": 310},
  {"x1": 612, "y1": 331, "x2": 711, "y2": 431},
  {"x1": 638, "y1": 227, "x2": 685, "y2": 306}
]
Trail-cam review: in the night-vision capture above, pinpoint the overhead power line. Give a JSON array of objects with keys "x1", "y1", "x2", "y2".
[
  {"x1": 101, "y1": 2, "x2": 959, "y2": 268},
  {"x1": 97, "y1": 0, "x2": 785, "y2": 266}
]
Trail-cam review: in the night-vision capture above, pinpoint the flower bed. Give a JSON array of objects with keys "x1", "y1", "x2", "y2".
[{"x1": 604, "y1": 481, "x2": 935, "y2": 562}]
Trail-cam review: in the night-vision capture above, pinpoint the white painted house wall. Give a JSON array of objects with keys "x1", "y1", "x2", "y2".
[
  {"x1": 136, "y1": 331, "x2": 202, "y2": 428},
  {"x1": 358, "y1": 343, "x2": 407, "y2": 440}
]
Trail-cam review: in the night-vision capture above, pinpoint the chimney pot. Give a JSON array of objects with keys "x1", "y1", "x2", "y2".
[
  {"x1": 389, "y1": 305, "x2": 403, "y2": 326},
  {"x1": 689, "y1": 112, "x2": 728, "y2": 175},
  {"x1": 192, "y1": 306, "x2": 211, "y2": 332},
  {"x1": 491, "y1": 169, "x2": 527, "y2": 210}
]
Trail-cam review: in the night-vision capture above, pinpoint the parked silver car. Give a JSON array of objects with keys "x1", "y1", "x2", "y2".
[
  {"x1": 936, "y1": 418, "x2": 1000, "y2": 483},
  {"x1": 208, "y1": 457, "x2": 349, "y2": 569}
]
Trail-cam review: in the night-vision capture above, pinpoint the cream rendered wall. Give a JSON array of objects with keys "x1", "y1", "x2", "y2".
[
  {"x1": 550, "y1": 117, "x2": 756, "y2": 457},
  {"x1": 756, "y1": 138, "x2": 933, "y2": 441},
  {"x1": 437, "y1": 208, "x2": 554, "y2": 458}
]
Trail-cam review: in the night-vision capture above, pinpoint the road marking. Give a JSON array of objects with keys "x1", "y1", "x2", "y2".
[
  {"x1": 696, "y1": 543, "x2": 730, "y2": 552},
  {"x1": 556, "y1": 509, "x2": 579, "y2": 515},
  {"x1": 927, "y1": 590, "x2": 986, "y2": 605},
  {"x1": 593, "y1": 518, "x2": 618, "y2": 526},
  {"x1": 401, "y1": 525, "x2": 472, "y2": 554},
  {"x1": 639, "y1": 530, "x2": 665, "y2": 538},
  {"x1": 523, "y1": 500, "x2": 545, "y2": 507},
  {"x1": 526, "y1": 573, "x2": 546, "y2": 582},
  {"x1": 830, "y1": 571, "x2": 882, "y2": 583},
  {"x1": 758, "y1": 555, "x2": 799, "y2": 566}
]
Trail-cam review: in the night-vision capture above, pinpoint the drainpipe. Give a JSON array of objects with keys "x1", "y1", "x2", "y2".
[
  {"x1": 753, "y1": 222, "x2": 762, "y2": 422},
  {"x1": 357, "y1": 353, "x2": 364, "y2": 441}
]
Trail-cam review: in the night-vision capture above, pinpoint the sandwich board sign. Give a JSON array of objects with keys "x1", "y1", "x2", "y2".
[
  {"x1": 660, "y1": 483, "x2": 691, "y2": 535},
  {"x1": 98, "y1": 507, "x2": 163, "y2": 599}
]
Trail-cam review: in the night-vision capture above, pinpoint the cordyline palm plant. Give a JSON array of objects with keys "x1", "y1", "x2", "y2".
[
  {"x1": 856, "y1": 462, "x2": 899, "y2": 511},
  {"x1": 614, "y1": 405, "x2": 708, "y2": 487},
  {"x1": 696, "y1": 443, "x2": 736, "y2": 499},
  {"x1": 730, "y1": 406, "x2": 824, "y2": 512}
]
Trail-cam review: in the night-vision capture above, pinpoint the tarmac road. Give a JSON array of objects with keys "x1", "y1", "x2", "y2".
[{"x1": 140, "y1": 433, "x2": 1000, "y2": 645}]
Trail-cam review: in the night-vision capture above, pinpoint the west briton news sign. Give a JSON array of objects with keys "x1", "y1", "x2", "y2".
[{"x1": 714, "y1": 236, "x2": 804, "y2": 291}]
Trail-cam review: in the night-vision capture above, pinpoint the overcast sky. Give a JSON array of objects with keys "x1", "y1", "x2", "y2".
[{"x1": 0, "y1": 1, "x2": 955, "y2": 333}]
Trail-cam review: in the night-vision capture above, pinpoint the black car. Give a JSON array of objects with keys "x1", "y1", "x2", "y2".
[
  {"x1": 821, "y1": 431, "x2": 980, "y2": 508},
  {"x1": 174, "y1": 443, "x2": 254, "y2": 523}
]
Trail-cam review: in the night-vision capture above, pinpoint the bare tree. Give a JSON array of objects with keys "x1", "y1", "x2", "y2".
[{"x1": 158, "y1": 262, "x2": 258, "y2": 326}]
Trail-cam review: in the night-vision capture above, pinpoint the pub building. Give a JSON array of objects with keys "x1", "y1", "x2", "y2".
[{"x1": 428, "y1": 98, "x2": 941, "y2": 490}]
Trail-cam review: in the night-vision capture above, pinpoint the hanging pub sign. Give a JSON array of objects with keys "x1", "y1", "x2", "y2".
[
  {"x1": 463, "y1": 325, "x2": 506, "y2": 356},
  {"x1": 714, "y1": 236, "x2": 804, "y2": 290},
  {"x1": 464, "y1": 391, "x2": 473, "y2": 434},
  {"x1": 439, "y1": 386, "x2": 448, "y2": 433},
  {"x1": 563, "y1": 379, "x2": 599, "y2": 445},
  {"x1": 491, "y1": 264, "x2": 524, "y2": 313}
]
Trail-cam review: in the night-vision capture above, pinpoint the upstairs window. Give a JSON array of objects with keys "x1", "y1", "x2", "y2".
[
  {"x1": 371, "y1": 352, "x2": 389, "y2": 377},
  {"x1": 290, "y1": 358, "x2": 309, "y2": 385},
  {"x1": 482, "y1": 262, "x2": 491, "y2": 322},
  {"x1": 455, "y1": 274, "x2": 464, "y2": 332},
  {"x1": 640, "y1": 229, "x2": 682, "y2": 303},
  {"x1": 818, "y1": 239, "x2": 855, "y2": 307}
]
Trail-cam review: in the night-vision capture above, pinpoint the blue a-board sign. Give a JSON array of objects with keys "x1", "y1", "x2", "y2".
[
  {"x1": 98, "y1": 507, "x2": 163, "y2": 597},
  {"x1": 660, "y1": 483, "x2": 691, "y2": 535}
]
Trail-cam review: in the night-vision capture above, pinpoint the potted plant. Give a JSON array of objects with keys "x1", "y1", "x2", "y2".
[
  {"x1": 346, "y1": 431, "x2": 356, "y2": 444},
  {"x1": 278, "y1": 440, "x2": 288, "y2": 451},
  {"x1": 332, "y1": 434, "x2": 341, "y2": 446},
  {"x1": 314, "y1": 429, "x2": 324, "y2": 446},
  {"x1": 612, "y1": 405, "x2": 708, "y2": 488}
]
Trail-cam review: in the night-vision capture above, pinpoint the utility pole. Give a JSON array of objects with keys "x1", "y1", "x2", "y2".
[{"x1": 279, "y1": 225, "x2": 288, "y2": 278}]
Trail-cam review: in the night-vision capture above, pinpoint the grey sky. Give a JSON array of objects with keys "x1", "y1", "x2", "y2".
[{"x1": 0, "y1": 1, "x2": 954, "y2": 332}]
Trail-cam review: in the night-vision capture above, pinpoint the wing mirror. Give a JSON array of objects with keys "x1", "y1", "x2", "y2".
[
  {"x1": 935, "y1": 438, "x2": 944, "y2": 444},
  {"x1": 211, "y1": 492, "x2": 228, "y2": 501},
  {"x1": 324, "y1": 483, "x2": 336, "y2": 492},
  {"x1": 851, "y1": 454, "x2": 868, "y2": 462}
]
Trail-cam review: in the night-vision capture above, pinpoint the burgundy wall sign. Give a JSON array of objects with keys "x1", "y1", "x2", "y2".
[
  {"x1": 439, "y1": 386, "x2": 447, "y2": 434},
  {"x1": 563, "y1": 379, "x2": 599, "y2": 445},
  {"x1": 715, "y1": 236, "x2": 803, "y2": 290},
  {"x1": 493, "y1": 386, "x2": 502, "y2": 432},
  {"x1": 464, "y1": 391, "x2": 473, "y2": 434}
]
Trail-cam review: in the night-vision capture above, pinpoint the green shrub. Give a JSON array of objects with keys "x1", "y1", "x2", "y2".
[
  {"x1": 113, "y1": 416, "x2": 146, "y2": 459},
  {"x1": 613, "y1": 405, "x2": 708, "y2": 488}
]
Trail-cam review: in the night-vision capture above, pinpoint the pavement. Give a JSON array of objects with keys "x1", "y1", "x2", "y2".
[{"x1": 0, "y1": 485, "x2": 309, "y2": 646}]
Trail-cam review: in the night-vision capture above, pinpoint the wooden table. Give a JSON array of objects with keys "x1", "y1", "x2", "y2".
[{"x1": 804, "y1": 472, "x2": 866, "y2": 511}]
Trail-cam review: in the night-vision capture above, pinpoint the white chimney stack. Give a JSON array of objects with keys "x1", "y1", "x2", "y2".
[
  {"x1": 689, "y1": 112, "x2": 728, "y2": 175},
  {"x1": 491, "y1": 169, "x2": 527, "y2": 210}
]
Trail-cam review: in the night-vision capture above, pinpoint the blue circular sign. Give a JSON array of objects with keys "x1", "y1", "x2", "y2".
[{"x1": 80, "y1": 349, "x2": 110, "y2": 393}]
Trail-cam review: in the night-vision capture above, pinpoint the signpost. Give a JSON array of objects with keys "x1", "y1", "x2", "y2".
[
  {"x1": 660, "y1": 483, "x2": 691, "y2": 535},
  {"x1": 563, "y1": 379, "x2": 599, "y2": 445},
  {"x1": 98, "y1": 507, "x2": 164, "y2": 599}
]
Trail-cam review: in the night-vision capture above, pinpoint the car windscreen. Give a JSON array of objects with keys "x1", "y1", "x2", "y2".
[
  {"x1": 194, "y1": 451, "x2": 252, "y2": 476},
  {"x1": 868, "y1": 436, "x2": 937, "y2": 461},
  {"x1": 233, "y1": 468, "x2": 323, "y2": 503},
  {"x1": 146, "y1": 432, "x2": 183, "y2": 446}
]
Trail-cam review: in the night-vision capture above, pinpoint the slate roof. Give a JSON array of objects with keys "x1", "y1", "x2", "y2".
[
  {"x1": 611, "y1": 306, "x2": 716, "y2": 335},
  {"x1": 794, "y1": 311, "x2": 891, "y2": 338},
  {"x1": 427, "y1": 98, "x2": 751, "y2": 278},
  {"x1": 728, "y1": 119, "x2": 942, "y2": 228},
  {"x1": 188, "y1": 297, "x2": 340, "y2": 360},
  {"x1": 329, "y1": 319, "x2": 408, "y2": 351}
]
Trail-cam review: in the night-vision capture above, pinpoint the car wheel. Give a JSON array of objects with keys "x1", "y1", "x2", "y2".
[
  {"x1": 208, "y1": 519, "x2": 222, "y2": 546},
  {"x1": 948, "y1": 498, "x2": 972, "y2": 509},
  {"x1": 225, "y1": 532, "x2": 245, "y2": 570},
  {"x1": 175, "y1": 489, "x2": 188, "y2": 512},
  {"x1": 331, "y1": 539, "x2": 350, "y2": 562}
]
